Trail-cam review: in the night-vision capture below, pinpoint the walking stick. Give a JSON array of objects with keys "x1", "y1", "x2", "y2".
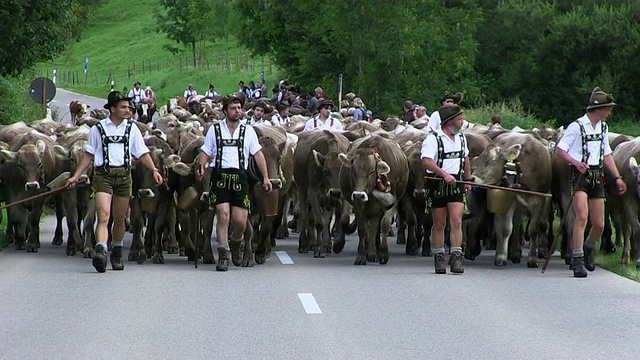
[
  {"x1": 424, "y1": 176, "x2": 552, "y2": 198},
  {"x1": 0, "y1": 186, "x2": 69, "y2": 211}
]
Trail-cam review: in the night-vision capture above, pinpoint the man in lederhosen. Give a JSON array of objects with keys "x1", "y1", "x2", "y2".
[
  {"x1": 66, "y1": 91, "x2": 163, "y2": 273},
  {"x1": 421, "y1": 105, "x2": 472, "y2": 274},
  {"x1": 127, "y1": 81, "x2": 146, "y2": 121},
  {"x1": 196, "y1": 95, "x2": 273, "y2": 271},
  {"x1": 556, "y1": 87, "x2": 626, "y2": 278}
]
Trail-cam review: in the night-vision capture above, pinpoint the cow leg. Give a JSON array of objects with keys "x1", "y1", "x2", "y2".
[
  {"x1": 201, "y1": 209, "x2": 216, "y2": 264},
  {"x1": 377, "y1": 207, "x2": 395, "y2": 265},
  {"x1": 494, "y1": 202, "x2": 517, "y2": 267},
  {"x1": 600, "y1": 203, "x2": 615, "y2": 254},
  {"x1": 621, "y1": 222, "x2": 631, "y2": 265},
  {"x1": 26, "y1": 199, "x2": 46, "y2": 252},
  {"x1": 404, "y1": 202, "x2": 419, "y2": 256},
  {"x1": 166, "y1": 206, "x2": 179, "y2": 254},
  {"x1": 508, "y1": 208, "x2": 523, "y2": 264},
  {"x1": 63, "y1": 194, "x2": 81, "y2": 256},
  {"x1": 331, "y1": 200, "x2": 349, "y2": 254},
  {"x1": 82, "y1": 199, "x2": 96, "y2": 257},
  {"x1": 242, "y1": 219, "x2": 255, "y2": 267},
  {"x1": 421, "y1": 207, "x2": 433, "y2": 257},
  {"x1": 308, "y1": 190, "x2": 326, "y2": 258},
  {"x1": 52, "y1": 194, "x2": 65, "y2": 246},
  {"x1": 145, "y1": 212, "x2": 156, "y2": 260},
  {"x1": 354, "y1": 207, "x2": 368, "y2": 265},
  {"x1": 177, "y1": 208, "x2": 195, "y2": 260},
  {"x1": 526, "y1": 198, "x2": 550, "y2": 268},
  {"x1": 274, "y1": 192, "x2": 291, "y2": 240},
  {"x1": 152, "y1": 205, "x2": 167, "y2": 264},
  {"x1": 9, "y1": 207, "x2": 27, "y2": 250},
  {"x1": 129, "y1": 198, "x2": 146, "y2": 263},
  {"x1": 297, "y1": 189, "x2": 311, "y2": 253}
]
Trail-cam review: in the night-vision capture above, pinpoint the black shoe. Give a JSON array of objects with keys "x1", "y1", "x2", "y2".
[
  {"x1": 230, "y1": 240, "x2": 242, "y2": 267},
  {"x1": 584, "y1": 245, "x2": 596, "y2": 272},
  {"x1": 450, "y1": 252, "x2": 464, "y2": 274},
  {"x1": 216, "y1": 248, "x2": 230, "y2": 272},
  {"x1": 110, "y1": 246, "x2": 124, "y2": 271},
  {"x1": 434, "y1": 253, "x2": 446, "y2": 274},
  {"x1": 92, "y1": 244, "x2": 108, "y2": 273},
  {"x1": 572, "y1": 257, "x2": 587, "y2": 278}
]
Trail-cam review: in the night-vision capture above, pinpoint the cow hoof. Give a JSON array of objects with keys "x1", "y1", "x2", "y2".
[
  {"x1": 397, "y1": 235, "x2": 406, "y2": 245},
  {"x1": 137, "y1": 250, "x2": 147, "y2": 264},
  {"x1": 298, "y1": 246, "x2": 310, "y2": 254},
  {"x1": 168, "y1": 245, "x2": 179, "y2": 255},
  {"x1": 313, "y1": 250, "x2": 325, "y2": 258},
  {"x1": 564, "y1": 256, "x2": 571, "y2": 265},
  {"x1": 367, "y1": 254, "x2": 378, "y2": 263},
  {"x1": 26, "y1": 244, "x2": 38, "y2": 253},
  {"x1": 153, "y1": 254, "x2": 164, "y2": 264},
  {"x1": 271, "y1": 238, "x2": 277, "y2": 247},
  {"x1": 179, "y1": 248, "x2": 186, "y2": 257},
  {"x1": 51, "y1": 236, "x2": 63, "y2": 246},
  {"x1": 203, "y1": 253, "x2": 215, "y2": 264},
  {"x1": 275, "y1": 226, "x2": 288, "y2": 239},
  {"x1": 494, "y1": 258, "x2": 507, "y2": 267},
  {"x1": 332, "y1": 241, "x2": 345, "y2": 254},
  {"x1": 527, "y1": 260, "x2": 539, "y2": 268},
  {"x1": 388, "y1": 229, "x2": 395, "y2": 237},
  {"x1": 378, "y1": 251, "x2": 389, "y2": 265},
  {"x1": 84, "y1": 249, "x2": 93, "y2": 258},
  {"x1": 537, "y1": 248, "x2": 548, "y2": 259},
  {"x1": 354, "y1": 256, "x2": 367, "y2": 265},
  {"x1": 255, "y1": 254, "x2": 266, "y2": 264},
  {"x1": 186, "y1": 248, "x2": 195, "y2": 261},
  {"x1": 464, "y1": 253, "x2": 475, "y2": 261},
  {"x1": 128, "y1": 252, "x2": 138, "y2": 262},
  {"x1": 65, "y1": 246, "x2": 77, "y2": 256},
  {"x1": 324, "y1": 245, "x2": 332, "y2": 255},
  {"x1": 241, "y1": 256, "x2": 254, "y2": 267},
  {"x1": 509, "y1": 254, "x2": 521, "y2": 264},
  {"x1": 422, "y1": 248, "x2": 432, "y2": 257},
  {"x1": 406, "y1": 246, "x2": 419, "y2": 256},
  {"x1": 14, "y1": 243, "x2": 25, "y2": 251}
]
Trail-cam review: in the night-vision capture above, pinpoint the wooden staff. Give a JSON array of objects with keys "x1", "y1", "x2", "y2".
[
  {"x1": 424, "y1": 176, "x2": 552, "y2": 198},
  {"x1": 0, "y1": 186, "x2": 69, "y2": 211}
]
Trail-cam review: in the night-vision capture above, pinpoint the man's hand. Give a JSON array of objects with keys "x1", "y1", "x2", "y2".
[
  {"x1": 153, "y1": 169, "x2": 163, "y2": 185},
  {"x1": 616, "y1": 178, "x2": 627, "y2": 195},
  {"x1": 263, "y1": 177, "x2": 273, "y2": 193},
  {"x1": 443, "y1": 174, "x2": 456, "y2": 184},
  {"x1": 195, "y1": 164, "x2": 205, "y2": 180},
  {"x1": 65, "y1": 175, "x2": 79, "y2": 189},
  {"x1": 573, "y1": 161, "x2": 589, "y2": 174}
]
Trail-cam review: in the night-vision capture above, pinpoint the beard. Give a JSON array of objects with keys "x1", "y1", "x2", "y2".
[{"x1": 227, "y1": 115, "x2": 240, "y2": 122}]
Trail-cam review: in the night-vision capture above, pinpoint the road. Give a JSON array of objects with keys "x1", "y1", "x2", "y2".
[
  {"x1": 1, "y1": 214, "x2": 640, "y2": 359},
  {"x1": 4, "y1": 90, "x2": 640, "y2": 359}
]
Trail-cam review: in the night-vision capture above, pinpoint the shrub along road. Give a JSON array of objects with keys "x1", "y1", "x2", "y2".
[{"x1": 1, "y1": 213, "x2": 640, "y2": 359}]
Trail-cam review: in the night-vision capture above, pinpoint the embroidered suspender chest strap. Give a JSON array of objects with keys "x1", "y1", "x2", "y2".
[
  {"x1": 214, "y1": 123, "x2": 247, "y2": 170},
  {"x1": 577, "y1": 121, "x2": 606, "y2": 167},
  {"x1": 435, "y1": 133, "x2": 466, "y2": 176},
  {"x1": 96, "y1": 121, "x2": 133, "y2": 173}
]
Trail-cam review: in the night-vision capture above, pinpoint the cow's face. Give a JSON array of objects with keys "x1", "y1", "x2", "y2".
[
  {"x1": 257, "y1": 137, "x2": 284, "y2": 190},
  {"x1": 137, "y1": 147, "x2": 181, "y2": 198},
  {"x1": 54, "y1": 141, "x2": 91, "y2": 184},
  {"x1": 407, "y1": 146, "x2": 427, "y2": 199},
  {"x1": 472, "y1": 143, "x2": 522, "y2": 185},
  {"x1": 339, "y1": 150, "x2": 391, "y2": 202},
  {"x1": 313, "y1": 150, "x2": 343, "y2": 198},
  {"x1": 1, "y1": 141, "x2": 46, "y2": 190}
]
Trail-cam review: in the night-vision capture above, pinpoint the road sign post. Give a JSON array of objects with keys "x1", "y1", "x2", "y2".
[
  {"x1": 84, "y1": 58, "x2": 89, "y2": 86},
  {"x1": 338, "y1": 74, "x2": 343, "y2": 111}
]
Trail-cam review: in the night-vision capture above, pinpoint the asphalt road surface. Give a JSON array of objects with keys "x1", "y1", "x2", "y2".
[{"x1": 1, "y1": 214, "x2": 640, "y2": 360}]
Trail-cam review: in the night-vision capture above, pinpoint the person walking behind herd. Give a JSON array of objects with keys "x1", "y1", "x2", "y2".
[
  {"x1": 304, "y1": 99, "x2": 343, "y2": 131},
  {"x1": 184, "y1": 84, "x2": 197, "y2": 100},
  {"x1": 555, "y1": 86, "x2": 626, "y2": 278},
  {"x1": 66, "y1": 91, "x2": 163, "y2": 273},
  {"x1": 196, "y1": 95, "x2": 273, "y2": 271}
]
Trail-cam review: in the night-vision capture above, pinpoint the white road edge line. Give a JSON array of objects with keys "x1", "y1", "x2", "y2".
[
  {"x1": 275, "y1": 251, "x2": 294, "y2": 265},
  {"x1": 298, "y1": 293, "x2": 322, "y2": 314}
]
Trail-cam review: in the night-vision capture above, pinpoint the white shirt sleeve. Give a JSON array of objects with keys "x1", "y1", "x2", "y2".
[
  {"x1": 462, "y1": 134, "x2": 469, "y2": 157},
  {"x1": 420, "y1": 134, "x2": 438, "y2": 160},
  {"x1": 200, "y1": 124, "x2": 217, "y2": 157},
  {"x1": 603, "y1": 124, "x2": 612, "y2": 157},
  {"x1": 245, "y1": 126, "x2": 262, "y2": 156},
  {"x1": 127, "y1": 90, "x2": 135, "y2": 99},
  {"x1": 304, "y1": 119, "x2": 314, "y2": 131},
  {"x1": 555, "y1": 122, "x2": 579, "y2": 152},
  {"x1": 129, "y1": 123, "x2": 150, "y2": 159},
  {"x1": 332, "y1": 118, "x2": 343, "y2": 131},
  {"x1": 184, "y1": 90, "x2": 189, "y2": 98},
  {"x1": 84, "y1": 125, "x2": 101, "y2": 155},
  {"x1": 428, "y1": 111, "x2": 441, "y2": 132}
]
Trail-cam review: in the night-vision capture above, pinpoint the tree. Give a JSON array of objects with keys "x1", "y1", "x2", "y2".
[
  {"x1": 155, "y1": 0, "x2": 219, "y2": 69},
  {"x1": 0, "y1": 0, "x2": 77, "y2": 76}
]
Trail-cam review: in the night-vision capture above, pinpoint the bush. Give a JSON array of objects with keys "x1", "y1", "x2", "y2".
[{"x1": 0, "y1": 75, "x2": 43, "y2": 125}]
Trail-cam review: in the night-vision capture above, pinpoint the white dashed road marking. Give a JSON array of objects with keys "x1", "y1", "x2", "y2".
[
  {"x1": 275, "y1": 251, "x2": 294, "y2": 265},
  {"x1": 298, "y1": 293, "x2": 322, "y2": 314}
]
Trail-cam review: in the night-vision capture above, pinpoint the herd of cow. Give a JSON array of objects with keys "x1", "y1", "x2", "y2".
[{"x1": 3, "y1": 94, "x2": 640, "y2": 270}]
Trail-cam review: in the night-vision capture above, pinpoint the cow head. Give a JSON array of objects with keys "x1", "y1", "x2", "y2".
[
  {"x1": 628, "y1": 157, "x2": 640, "y2": 196},
  {"x1": 1, "y1": 140, "x2": 47, "y2": 191},
  {"x1": 313, "y1": 149, "x2": 344, "y2": 198},
  {"x1": 53, "y1": 141, "x2": 91, "y2": 185},
  {"x1": 252, "y1": 137, "x2": 287, "y2": 190},
  {"x1": 136, "y1": 147, "x2": 181, "y2": 198},
  {"x1": 403, "y1": 141, "x2": 428, "y2": 199},
  {"x1": 339, "y1": 148, "x2": 391, "y2": 202},
  {"x1": 472, "y1": 143, "x2": 522, "y2": 185}
]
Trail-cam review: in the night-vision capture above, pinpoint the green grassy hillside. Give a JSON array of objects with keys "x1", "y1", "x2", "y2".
[{"x1": 35, "y1": 0, "x2": 279, "y2": 102}]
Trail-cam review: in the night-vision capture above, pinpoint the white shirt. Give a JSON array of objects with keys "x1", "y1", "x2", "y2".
[
  {"x1": 271, "y1": 114, "x2": 289, "y2": 126},
  {"x1": 427, "y1": 110, "x2": 441, "y2": 132},
  {"x1": 249, "y1": 116, "x2": 272, "y2": 126},
  {"x1": 556, "y1": 114, "x2": 612, "y2": 166},
  {"x1": 420, "y1": 129, "x2": 469, "y2": 175},
  {"x1": 85, "y1": 118, "x2": 149, "y2": 167},
  {"x1": 184, "y1": 90, "x2": 197, "y2": 99},
  {"x1": 204, "y1": 90, "x2": 218, "y2": 98},
  {"x1": 304, "y1": 116, "x2": 343, "y2": 131},
  {"x1": 200, "y1": 120, "x2": 262, "y2": 170},
  {"x1": 128, "y1": 88, "x2": 146, "y2": 104}
]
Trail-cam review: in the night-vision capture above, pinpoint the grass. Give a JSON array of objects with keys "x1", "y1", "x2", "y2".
[
  {"x1": 34, "y1": 0, "x2": 281, "y2": 102},
  {"x1": 0, "y1": 210, "x2": 7, "y2": 251}
]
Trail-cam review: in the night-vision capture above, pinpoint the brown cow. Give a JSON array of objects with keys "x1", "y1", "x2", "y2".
[
  {"x1": 472, "y1": 132, "x2": 552, "y2": 267},
  {"x1": 294, "y1": 130, "x2": 351, "y2": 257},
  {"x1": 69, "y1": 100, "x2": 90, "y2": 125},
  {"x1": 0, "y1": 132, "x2": 59, "y2": 252},
  {"x1": 339, "y1": 135, "x2": 409, "y2": 265}
]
